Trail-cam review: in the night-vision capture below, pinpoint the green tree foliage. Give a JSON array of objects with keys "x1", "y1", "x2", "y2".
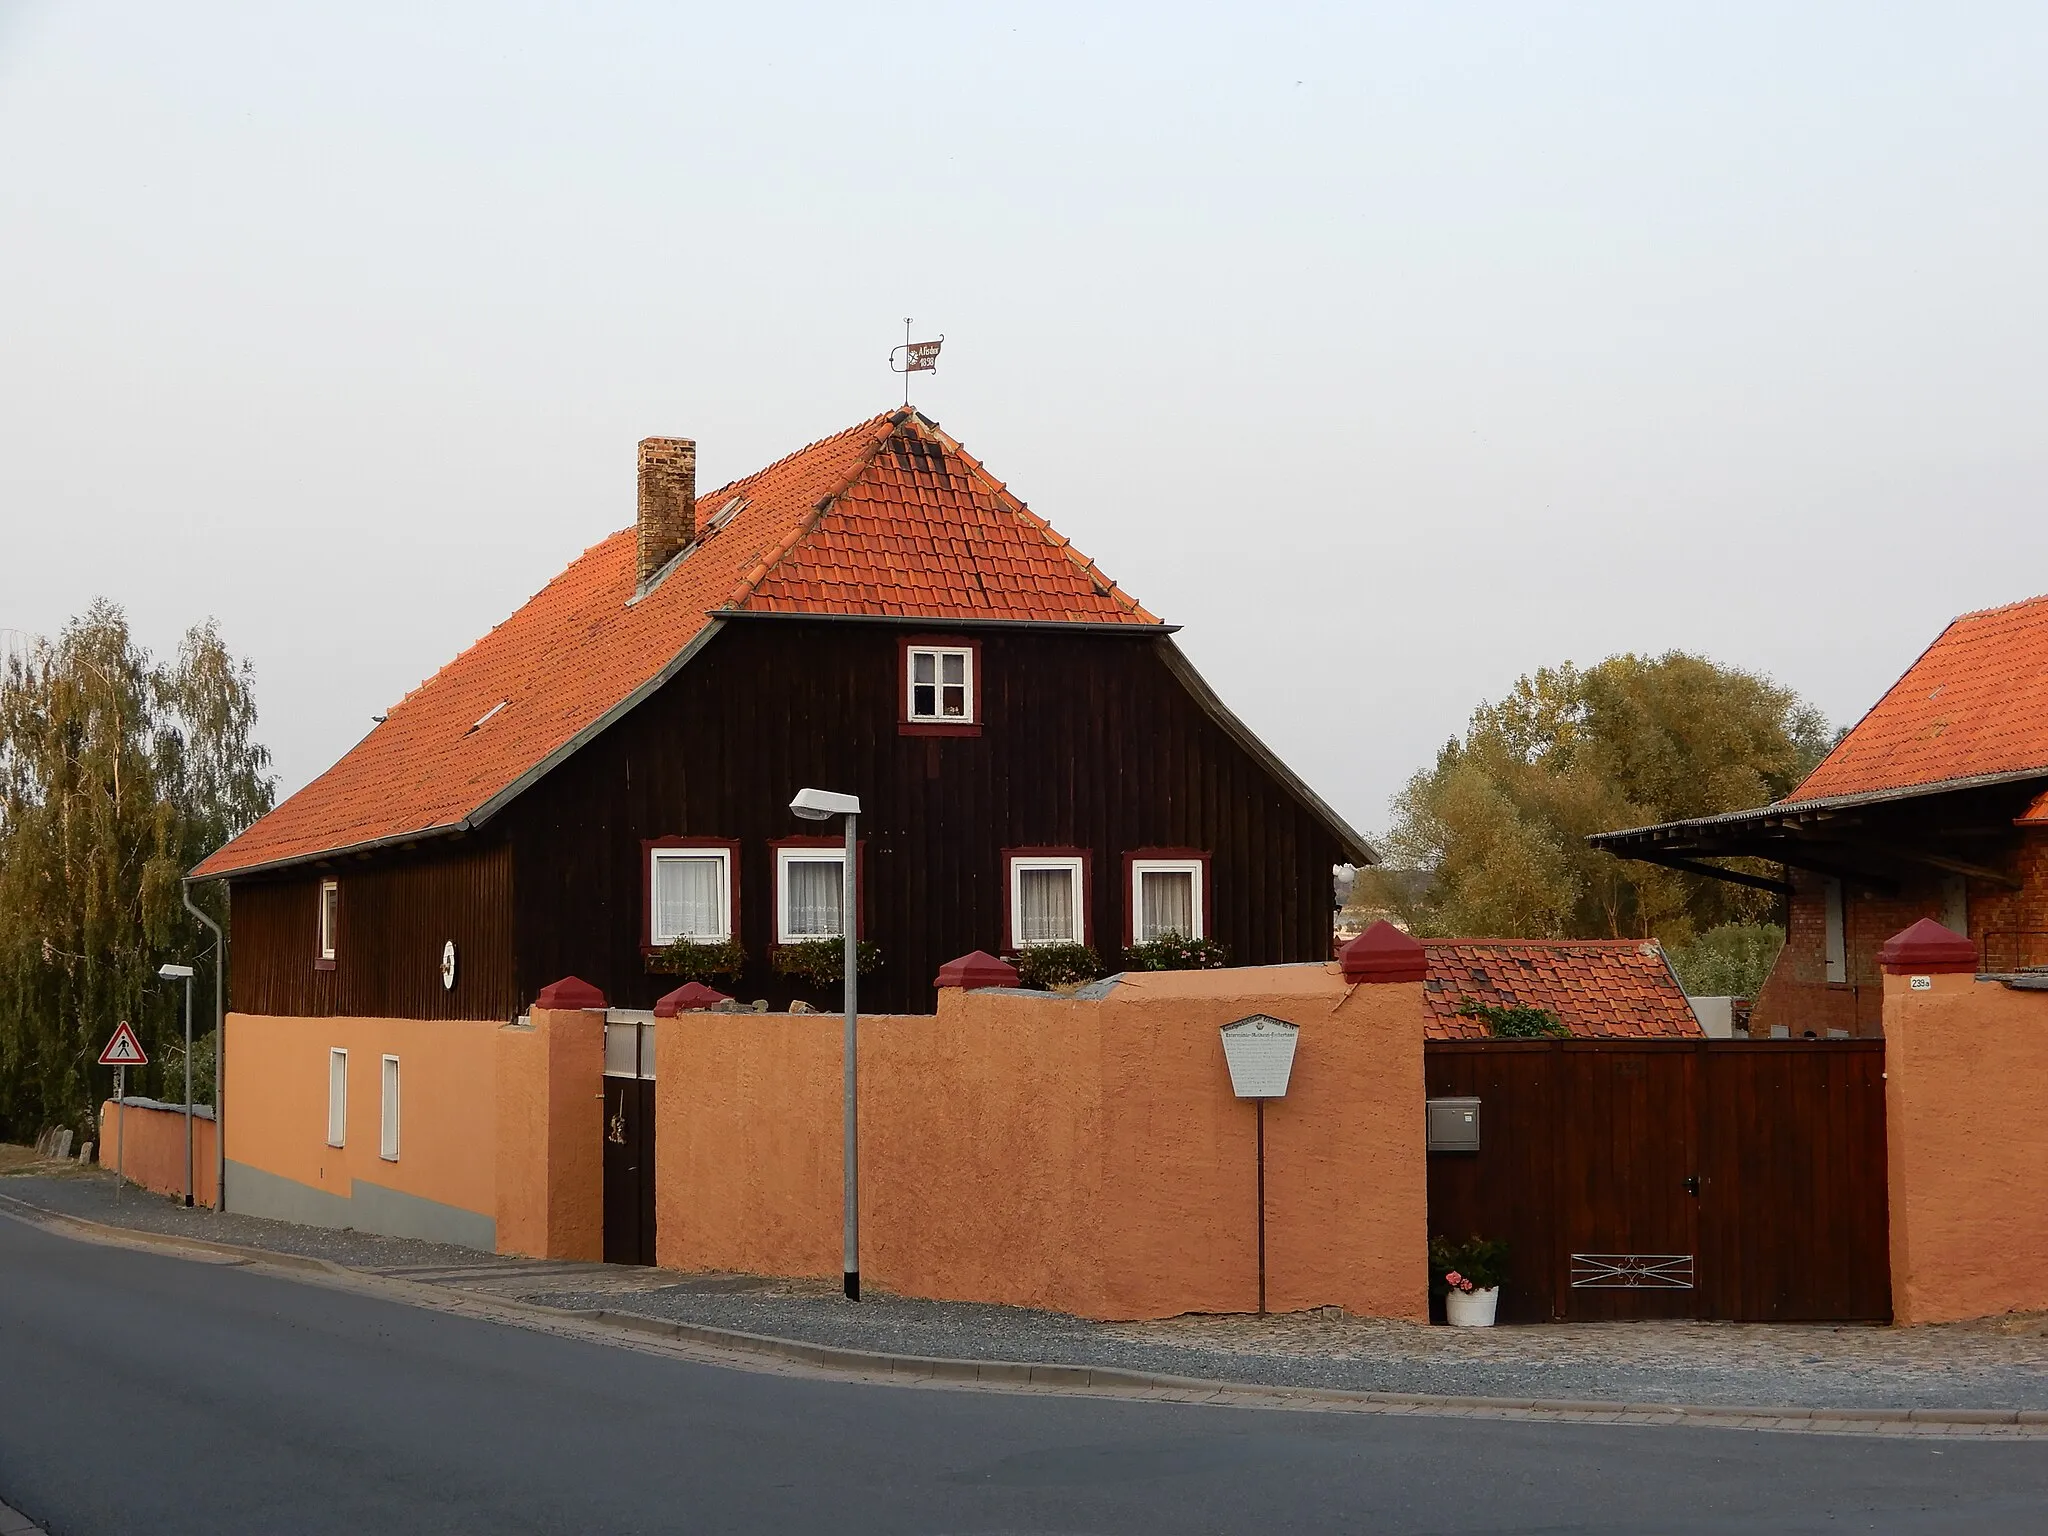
[
  {"x1": 1666, "y1": 922, "x2": 1785, "y2": 998},
  {"x1": 1362, "y1": 653, "x2": 1831, "y2": 942},
  {"x1": 0, "y1": 603, "x2": 273, "y2": 1140}
]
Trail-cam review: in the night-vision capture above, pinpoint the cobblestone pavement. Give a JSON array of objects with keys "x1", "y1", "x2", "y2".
[{"x1": 10, "y1": 1151, "x2": 2048, "y2": 1413}]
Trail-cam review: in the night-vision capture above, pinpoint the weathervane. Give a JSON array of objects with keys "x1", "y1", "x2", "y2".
[{"x1": 888, "y1": 318, "x2": 943, "y2": 406}]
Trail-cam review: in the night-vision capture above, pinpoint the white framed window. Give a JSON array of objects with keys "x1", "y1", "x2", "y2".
[
  {"x1": 318, "y1": 879, "x2": 339, "y2": 962},
  {"x1": 379, "y1": 1055, "x2": 401, "y2": 1161},
  {"x1": 326, "y1": 1048, "x2": 348, "y2": 1148},
  {"x1": 907, "y1": 645, "x2": 973, "y2": 722},
  {"x1": 1131, "y1": 858, "x2": 1205, "y2": 942},
  {"x1": 1010, "y1": 855, "x2": 1086, "y2": 947},
  {"x1": 777, "y1": 847, "x2": 849, "y2": 942},
  {"x1": 649, "y1": 846, "x2": 733, "y2": 945}
]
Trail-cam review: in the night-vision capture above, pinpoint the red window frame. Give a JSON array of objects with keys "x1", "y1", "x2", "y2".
[
  {"x1": 1002, "y1": 846, "x2": 1092, "y2": 952},
  {"x1": 1122, "y1": 849, "x2": 1214, "y2": 948},
  {"x1": 899, "y1": 634, "x2": 983, "y2": 737},
  {"x1": 771, "y1": 836, "x2": 868, "y2": 942},
  {"x1": 641, "y1": 837, "x2": 741, "y2": 956}
]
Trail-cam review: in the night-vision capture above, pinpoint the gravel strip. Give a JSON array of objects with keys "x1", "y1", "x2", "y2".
[
  {"x1": 512, "y1": 1283, "x2": 2048, "y2": 1412},
  {"x1": 0, "y1": 1169, "x2": 500, "y2": 1274}
]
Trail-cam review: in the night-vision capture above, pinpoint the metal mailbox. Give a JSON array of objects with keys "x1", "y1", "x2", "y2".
[{"x1": 1426, "y1": 1096, "x2": 1481, "y2": 1152}]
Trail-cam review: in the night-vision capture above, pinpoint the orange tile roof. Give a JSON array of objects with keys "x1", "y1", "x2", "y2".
[
  {"x1": 195, "y1": 410, "x2": 1157, "y2": 879},
  {"x1": 1789, "y1": 592, "x2": 2048, "y2": 806},
  {"x1": 1420, "y1": 939, "x2": 1701, "y2": 1041}
]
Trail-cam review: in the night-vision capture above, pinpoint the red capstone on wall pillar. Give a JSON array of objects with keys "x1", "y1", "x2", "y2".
[
  {"x1": 1876, "y1": 918, "x2": 1977, "y2": 975},
  {"x1": 934, "y1": 951, "x2": 1021, "y2": 991},
  {"x1": 655, "y1": 981, "x2": 733, "y2": 1016},
  {"x1": 534, "y1": 975, "x2": 608, "y2": 1011},
  {"x1": 1339, "y1": 921, "x2": 1429, "y2": 984}
]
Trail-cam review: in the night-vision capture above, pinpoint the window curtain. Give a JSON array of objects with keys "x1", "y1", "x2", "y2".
[
  {"x1": 1139, "y1": 869, "x2": 1195, "y2": 940},
  {"x1": 655, "y1": 856, "x2": 724, "y2": 941},
  {"x1": 786, "y1": 858, "x2": 844, "y2": 937},
  {"x1": 1018, "y1": 866, "x2": 1077, "y2": 944}
]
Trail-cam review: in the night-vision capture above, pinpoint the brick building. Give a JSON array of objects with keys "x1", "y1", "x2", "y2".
[{"x1": 1591, "y1": 593, "x2": 2048, "y2": 1037}]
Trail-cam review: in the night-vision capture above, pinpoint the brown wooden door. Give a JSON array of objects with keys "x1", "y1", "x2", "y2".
[
  {"x1": 1695, "y1": 1041, "x2": 1890, "y2": 1321},
  {"x1": 602, "y1": 1076, "x2": 657, "y2": 1265},
  {"x1": 1554, "y1": 1044, "x2": 1701, "y2": 1321}
]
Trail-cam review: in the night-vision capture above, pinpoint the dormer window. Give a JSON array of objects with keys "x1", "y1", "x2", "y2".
[{"x1": 900, "y1": 638, "x2": 980, "y2": 737}]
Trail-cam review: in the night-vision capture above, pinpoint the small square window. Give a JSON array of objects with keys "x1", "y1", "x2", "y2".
[
  {"x1": 649, "y1": 847, "x2": 733, "y2": 946},
  {"x1": 908, "y1": 645, "x2": 973, "y2": 723},
  {"x1": 778, "y1": 847, "x2": 853, "y2": 943},
  {"x1": 1131, "y1": 858, "x2": 1206, "y2": 942},
  {"x1": 318, "y1": 880, "x2": 339, "y2": 966},
  {"x1": 1009, "y1": 855, "x2": 1086, "y2": 947},
  {"x1": 380, "y1": 1055, "x2": 401, "y2": 1161}
]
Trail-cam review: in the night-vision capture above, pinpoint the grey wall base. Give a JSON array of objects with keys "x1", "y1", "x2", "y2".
[{"x1": 226, "y1": 1161, "x2": 495, "y2": 1252}]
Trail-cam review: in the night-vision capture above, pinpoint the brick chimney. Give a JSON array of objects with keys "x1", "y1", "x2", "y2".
[{"x1": 636, "y1": 436, "x2": 696, "y2": 589}]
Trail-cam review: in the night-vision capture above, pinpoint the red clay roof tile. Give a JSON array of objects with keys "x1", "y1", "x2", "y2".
[
  {"x1": 195, "y1": 410, "x2": 1157, "y2": 879},
  {"x1": 1419, "y1": 938, "x2": 1701, "y2": 1041},
  {"x1": 1789, "y1": 592, "x2": 2048, "y2": 805}
]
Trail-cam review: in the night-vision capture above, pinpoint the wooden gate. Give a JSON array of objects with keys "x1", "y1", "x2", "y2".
[
  {"x1": 602, "y1": 1015, "x2": 657, "y2": 1266},
  {"x1": 1425, "y1": 1040, "x2": 1889, "y2": 1323}
]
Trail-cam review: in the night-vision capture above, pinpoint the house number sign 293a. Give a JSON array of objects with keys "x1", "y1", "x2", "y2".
[{"x1": 441, "y1": 941, "x2": 458, "y2": 992}]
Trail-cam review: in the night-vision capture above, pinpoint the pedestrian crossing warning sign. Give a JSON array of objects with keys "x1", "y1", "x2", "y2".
[{"x1": 99, "y1": 1021, "x2": 148, "y2": 1067}]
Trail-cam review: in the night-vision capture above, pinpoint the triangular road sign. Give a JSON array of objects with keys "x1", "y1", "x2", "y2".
[{"x1": 99, "y1": 1021, "x2": 148, "y2": 1067}]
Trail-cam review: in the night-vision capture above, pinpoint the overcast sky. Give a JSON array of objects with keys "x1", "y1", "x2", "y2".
[{"x1": 3, "y1": 3, "x2": 2044, "y2": 841}]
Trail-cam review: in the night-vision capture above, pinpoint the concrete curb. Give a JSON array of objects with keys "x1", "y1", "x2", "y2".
[
  {"x1": 0, "y1": 1497, "x2": 46, "y2": 1535},
  {"x1": 6, "y1": 1188, "x2": 2046, "y2": 1438},
  {"x1": 0, "y1": 1190, "x2": 348, "y2": 1278},
  {"x1": 566, "y1": 1307, "x2": 2048, "y2": 1433}
]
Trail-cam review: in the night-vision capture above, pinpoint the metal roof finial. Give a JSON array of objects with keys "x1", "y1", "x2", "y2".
[{"x1": 889, "y1": 318, "x2": 943, "y2": 407}]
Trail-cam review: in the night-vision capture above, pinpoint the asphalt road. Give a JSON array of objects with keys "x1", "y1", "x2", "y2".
[{"x1": 5, "y1": 1215, "x2": 2048, "y2": 1535}]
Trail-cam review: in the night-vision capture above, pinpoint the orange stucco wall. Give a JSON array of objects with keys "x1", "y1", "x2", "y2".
[
  {"x1": 494, "y1": 1005, "x2": 603, "y2": 1261},
  {"x1": 657, "y1": 964, "x2": 1428, "y2": 1320},
  {"x1": 97, "y1": 1099, "x2": 218, "y2": 1206},
  {"x1": 1884, "y1": 971, "x2": 2048, "y2": 1324},
  {"x1": 223, "y1": 1012, "x2": 502, "y2": 1231}
]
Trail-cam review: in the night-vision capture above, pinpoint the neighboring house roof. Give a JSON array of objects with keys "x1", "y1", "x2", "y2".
[
  {"x1": 1789, "y1": 591, "x2": 2048, "y2": 806},
  {"x1": 1593, "y1": 592, "x2": 2048, "y2": 855},
  {"x1": 1420, "y1": 938, "x2": 1702, "y2": 1041},
  {"x1": 196, "y1": 408, "x2": 1369, "y2": 879}
]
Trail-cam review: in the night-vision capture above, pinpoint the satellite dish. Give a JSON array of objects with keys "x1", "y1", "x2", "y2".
[{"x1": 440, "y1": 940, "x2": 458, "y2": 992}]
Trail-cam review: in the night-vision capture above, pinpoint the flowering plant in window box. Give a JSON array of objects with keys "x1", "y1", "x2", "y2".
[
  {"x1": 1121, "y1": 931, "x2": 1230, "y2": 972},
  {"x1": 769, "y1": 938, "x2": 882, "y2": 990},
  {"x1": 1012, "y1": 941, "x2": 1103, "y2": 991},
  {"x1": 649, "y1": 935, "x2": 747, "y2": 983}
]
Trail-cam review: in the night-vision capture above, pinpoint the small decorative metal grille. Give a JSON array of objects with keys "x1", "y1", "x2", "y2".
[{"x1": 1570, "y1": 1253, "x2": 1696, "y2": 1290}]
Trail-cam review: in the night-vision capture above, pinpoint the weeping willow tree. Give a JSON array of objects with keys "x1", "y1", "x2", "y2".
[{"x1": 0, "y1": 603, "x2": 273, "y2": 1142}]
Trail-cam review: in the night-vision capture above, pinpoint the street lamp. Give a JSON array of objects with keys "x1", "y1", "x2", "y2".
[
  {"x1": 158, "y1": 962, "x2": 196, "y2": 1206},
  {"x1": 790, "y1": 786, "x2": 862, "y2": 1300}
]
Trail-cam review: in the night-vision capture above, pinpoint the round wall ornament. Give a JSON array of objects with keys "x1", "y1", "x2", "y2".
[{"x1": 440, "y1": 940, "x2": 458, "y2": 991}]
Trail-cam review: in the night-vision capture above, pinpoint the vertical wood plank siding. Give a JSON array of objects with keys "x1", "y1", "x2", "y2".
[
  {"x1": 229, "y1": 840, "x2": 516, "y2": 1020},
  {"x1": 505, "y1": 621, "x2": 1345, "y2": 1013}
]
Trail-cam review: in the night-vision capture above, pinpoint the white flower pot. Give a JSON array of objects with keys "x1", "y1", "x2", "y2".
[{"x1": 1445, "y1": 1286, "x2": 1500, "y2": 1327}]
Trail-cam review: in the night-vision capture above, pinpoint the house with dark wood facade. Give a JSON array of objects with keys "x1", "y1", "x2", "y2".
[
  {"x1": 197, "y1": 406, "x2": 1369, "y2": 1020},
  {"x1": 1592, "y1": 593, "x2": 2048, "y2": 1036}
]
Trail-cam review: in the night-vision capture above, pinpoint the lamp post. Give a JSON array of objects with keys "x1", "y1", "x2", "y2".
[
  {"x1": 158, "y1": 962, "x2": 196, "y2": 1206},
  {"x1": 790, "y1": 787, "x2": 862, "y2": 1300}
]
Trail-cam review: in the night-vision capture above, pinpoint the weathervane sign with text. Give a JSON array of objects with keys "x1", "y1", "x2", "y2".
[{"x1": 889, "y1": 318, "x2": 943, "y2": 405}]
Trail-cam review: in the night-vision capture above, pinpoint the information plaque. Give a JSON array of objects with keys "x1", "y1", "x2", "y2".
[{"x1": 1219, "y1": 1014, "x2": 1299, "y2": 1099}]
